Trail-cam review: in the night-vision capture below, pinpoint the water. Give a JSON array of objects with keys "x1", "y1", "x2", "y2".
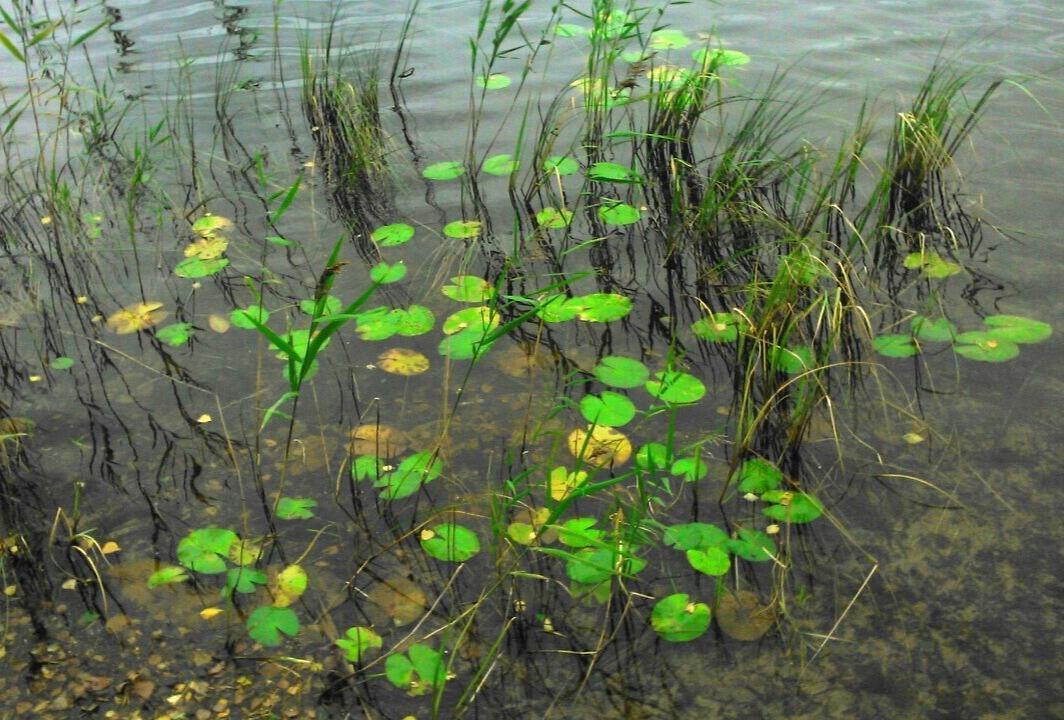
[{"x1": 0, "y1": 1, "x2": 1061, "y2": 717}]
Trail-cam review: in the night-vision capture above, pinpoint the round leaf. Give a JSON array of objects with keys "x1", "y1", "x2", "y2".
[
  {"x1": 873, "y1": 334, "x2": 919, "y2": 358},
  {"x1": 567, "y1": 425, "x2": 632, "y2": 467},
  {"x1": 651, "y1": 593, "x2": 711, "y2": 642},
  {"x1": 370, "y1": 261, "x2": 407, "y2": 284},
  {"x1": 911, "y1": 315, "x2": 956, "y2": 342},
  {"x1": 953, "y1": 332, "x2": 1020, "y2": 362},
  {"x1": 174, "y1": 257, "x2": 229, "y2": 279},
  {"x1": 645, "y1": 370, "x2": 706, "y2": 405},
  {"x1": 269, "y1": 564, "x2": 308, "y2": 607},
  {"x1": 246, "y1": 605, "x2": 299, "y2": 647},
  {"x1": 587, "y1": 162, "x2": 642, "y2": 184},
  {"x1": 573, "y1": 293, "x2": 631, "y2": 322},
  {"x1": 735, "y1": 458, "x2": 783, "y2": 493},
  {"x1": 371, "y1": 223, "x2": 415, "y2": 247},
  {"x1": 593, "y1": 355, "x2": 649, "y2": 388},
  {"x1": 598, "y1": 202, "x2": 641, "y2": 226},
  {"x1": 336, "y1": 626, "x2": 383, "y2": 662},
  {"x1": 650, "y1": 29, "x2": 691, "y2": 50},
  {"x1": 983, "y1": 315, "x2": 1051, "y2": 344},
  {"x1": 725, "y1": 528, "x2": 776, "y2": 562},
  {"x1": 177, "y1": 528, "x2": 237, "y2": 574},
  {"x1": 423, "y1": 161, "x2": 465, "y2": 180},
  {"x1": 443, "y1": 219, "x2": 482, "y2": 239},
  {"x1": 420, "y1": 523, "x2": 480, "y2": 562},
  {"x1": 48, "y1": 356, "x2": 75, "y2": 370},
  {"x1": 476, "y1": 73, "x2": 511, "y2": 89},
  {"x1": 536, "y1": 206, "x2": 573, "y2": 229},
  {"x1": 276, "y1": 496, "x2": 317, "y2": 520},
  {"x1": 692, "y1": 312, "x2": 742, "y2": 342},
  {"x1": 482, "y1": 154, "x2": 519, "y2": 176},
  {"x1": 441, "y1": 276, "x2": 495, "y2": 303},
  {"x1": 378, "y1": 348, "x2": 430, "y2": 376},
  {"x1": 664, "y1": 522, "x2": 727, "y2": 551},
  {"x1": 761, "y1": 491, "x2": 824, "y2": 523},
  {"x1": 543, "y1": 155, "x2": 579, "y2": 176},
  {"x1": 230, "y1": 305, "x2": 269, "y2": 329},
  {"x1": 579, "y1": 391, "x2": 636, "y2": 427},
  {"x1": 687, "y1": 546, "x2": 731, "y2": 576},
  {"x1": 155, "y1": 323, "x2": 194, "y2": 346}
]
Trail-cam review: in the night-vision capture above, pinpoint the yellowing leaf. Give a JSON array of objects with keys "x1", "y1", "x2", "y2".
[
  {"x1": 200, "y1": 607, "x2": 224, "y2": 620},
  {"x1": 567, "y1": 426, "x2": 632, "y2": 467},
  {"x1": 61, "y1": 578, "x2": 78, "y2": 590},
  {"x1": 192, "y1": 214, "x2": 232, "y2": 237},
  {"x1": 377, "y1": 348, "x2": 430, "y2": 376},
  {"x1": 208, "y1": 314, "x2": 231, "y2": 333},
  {"x1": 183, "y1": 236, "x2": 228, "y2": 260},
  {"x1": 196, "y1": 413, "x2": 212, "y2": 424},
  {"x1": 100, "y1": 541, "x2": 120, "y2": 555},
  {"x1": 269, "y1": 564, "x2": 308, "y2": 607},
  {"x1": 106, "y1": 302, "x2": 167, "y2": 334},
  {"x1": 549, "y1": 466, "x2": 588, "y2": 501}
]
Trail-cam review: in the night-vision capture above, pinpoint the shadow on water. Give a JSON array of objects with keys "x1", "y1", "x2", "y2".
[{"x1": 0, "y1": 0, "x2": 1061, "y2": 717}]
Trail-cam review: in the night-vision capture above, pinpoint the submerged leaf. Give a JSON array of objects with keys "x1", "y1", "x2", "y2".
[
  {"x1": 147, "y1": 566, "x2": 189, "y2": 588},
  {"x1": 269, "y1": 564, "x2": 308, "y2": 607},
  {"x1": 276, "y1": 496, "x2": 317, "y2": 520},
  {"x1": 156, "y1": 323, "x2": 194, "y2": 346},
  {"x1": 177, "y1": 528, "x2": 237, "y2": 574},
  {"x1": 716, "y1": 590, "x2": 775, "y2": 641}
]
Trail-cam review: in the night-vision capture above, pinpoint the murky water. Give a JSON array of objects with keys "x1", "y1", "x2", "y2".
[{"x1": 1, "y1": 1, "x2": 1061, "y2": 717}]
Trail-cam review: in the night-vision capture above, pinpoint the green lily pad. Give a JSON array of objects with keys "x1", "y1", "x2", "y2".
[
  {"x1": 536, "y1": 206, "x2": 573, "y2": 229},
  {"x1": 476, "y1": 73, "x2": 511, "y2": 89},
  {"x1": 953, "y1": 331, "x2": 1019, "y2": 362},
  {"x1": 376, "y1": 451, "x2": 443, "y2": 500},
  {"x1": 370, "y1": 223, "x2": 415, "y2": 247},
  {"x1": 225, "y1": 567, "x2": 267, "y2": 595},
  {"x1": 230, "y1": 305, "x2": 270, "y2": 329},
  {"x1": 352, "y1": 454, "x2": 385, "y2": 482},
  {"x1": 174, "y1": 257, "x2": 229, "y2": 279},
  {"x1": 555, "y1": 23, "x2": 589, "y2": 38},
  {"x1": 154, "y1": 322, "x2": 193, "y2": 346},
  {"x1": 651, "y1": 593, "x2": 711, "y2": 642},
  {"x1": 873, "y1": 334, "x2": 919, "y2": 358},
  {"x1": 735, "y1": 458, "x2": 783, "y2": 494},
  {"x1": 438, "y1": 326, "x2": 495, "y2": 360},
  {"x1": 725, "y1": 528, "x2": 777, "y2": 562},
  {"x1": 369, "y1": 261, "x2": 407, "y2": 284},
  {"x1": 536, "y1": 294, "x2": 582, "y2": 323},
  {"x1": 246, "y1": 605, "x2": 299, "y2": 647},
  {"x1": 566, "y1": 547, "x2": 645, "y2": 584},
  {"x1": 555, "y1": 518, "x2": 604, "y2": 548},
  {"x1": 147, "y1": 566, "x2": 189, "y2": 588},
  {"x1": 573, "y1": 293, "x2": 632, "y2": 322},
  {"x1": 442, "y1": 306, "x2": 499, "y2": 335},
  {"x1": 770, "y1": 345, "x2": 814, "y2": 374},
  {"x1": 649, "y1": 29, "x2": 691, "y2": 50},
  {"x1": 687, "y1": 546, "x2": 731, "y2": 576},
  {"x1": 423, "y1": 161, "x2": 465, "y2": 180},
  {"x1": 635, "y1": 442, "x2": 671, "y2": 472},
  {"x1": 692, "y1": 312, "x2": 742, "y2": 342},
  {"x1": 911, "y1": 315, "x2": 956, "y2": 342},
  {"x1": 587, "y1": 162, "x2": 642, "y2": 184},
  {"x1": 645, "y1": 370, "x2": 706, "y2": 405},
  {"x1": 482, "y1": 154, "x2": 519, "y2": 176},
  {"x1": 442, "y1": 276, "x2": 495, "y2": 303},
  {"x1": 597, "y1": 202, "x2": 641, "y2": 226},
  {"x1": 420, "y1": 523, "x2": 481, "y2": 562},
  {"x1": 580, "y1": 391, "x2": 637, "y2": 427},
  {"x1": 395, "y1": 305, "x2": 435, "y2": 336},
  {"x1": 983, "y1": 315, "x2": 1051, "y2": 344},
  {"x1": 355, "y1": 307, "x2": 401, "y2": 341},
  {"x1": 663, "y1": 522, "x2": 727, "y2": 551},
  {"x1": 177, "y1": 528, "x2": 237, "y2": 574},
  {"x1": 386, "y1": 644, "x2": 446, "y2": 695},
  {"x1": 903, "y1": 250, "x2": 963, "y2": 279},
  {"x1": 761, "y1": 490, "x2": 824, "y2": 523},
  {"x1": 299, "y1": 295, "x2": 343, "y2": 317},
  {"x1": 336, "y1": 626, "x2": 383, "y2": 663},
  {"x1": 593, "y1": 355, "x2": 649, "y2": 388},
  {"x1": 670, "y1": 455, "x2": 708, "y2": 482},
  {"x1": 48, "y1": 356, "x2": 75, "y2": 370},
  {"x1": 543, "y1": 155, "x2": 579, "y2": 176},
  {"x1": 443, "y1": 219, "x2": 482, "y2": 239},
  {"x1": 276, "y1": 496, "x2": 317, "y2": 520},
  {"x1": 693, "y1": 47, "x2": 750, "y2": 66}
]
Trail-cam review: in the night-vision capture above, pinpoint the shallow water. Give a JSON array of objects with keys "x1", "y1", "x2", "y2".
[{"x1": 0, "y1": 1, "x2": 1061, "y2": 717}]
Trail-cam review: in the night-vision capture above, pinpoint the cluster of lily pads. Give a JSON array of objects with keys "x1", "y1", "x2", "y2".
[{"x1": 874, "y1": 313, "x2": 1052, "y2": 362}]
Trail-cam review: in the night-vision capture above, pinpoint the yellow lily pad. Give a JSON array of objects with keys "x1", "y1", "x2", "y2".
[
  {"x1": 183, "y1": 235, "x2": 228, "y2": 260},
  {"x1": 348, "y1": 424, "x2": 409, "y2": 457},
  {"x1": 106, "y1": 302, "x2": 167, "y2": 334},
  {"x1": 377, "y1": 348, "x2": 430, "y2": 376},
  {"x1": 192, "y1": 214, "x2": 232, "y2": 237},
  {"x1": 549, "y1": 466, "x2": 588, "y2": 502},
  {"x1": 269, "y1": 564, "x2": 308, "y2": 607},
  {"x1": 567, "y1": 426, "x2": 632, "y2": 468}
]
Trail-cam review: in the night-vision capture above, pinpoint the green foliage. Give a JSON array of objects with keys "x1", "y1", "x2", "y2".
[
  {"x1": 336, "y1": 626, "x2": 382, "y2": 662},
  {"x1": 442, "y1": 276, "x2": 495, "y2": 303},
  {"x1": 376, "y1": 451, "x2": 443, "y2": 500},
  {"x1": 762, "y1": 491, "x2": 824, "y2": 523},
  {"x1": 670, "y1": 456, "x2": 708, "y2": 483},
  {"x1": 174, "y1": 257, "x2": 229, "y2": 278},
  {"x1": 543, "y1": 155, "x2": 579, "y2": 175},
  {"x1": 597, "y1": 202, "x2": 641, "y2": 225},
  {"x1": 663, "y1": 523, "x2": 727, "y2": 551},
  {"x1": 48, "y1": 356, "x2": 75, "y2": 369},
  {"x1": 230, "y1": 305, "x2": 269, "y2": 329},
  {"x1": 651, "y1": 593, "x2": 711, "y2": 642},
  {"x1": 370, "y1": 223, "x2": 415, "y2": 247},
  {"x1": 692, "y1": 312, "x2": 743, "y2": 342},
  {"x1": 246, "y1": 605, "x2": 300, "y2": 647},
  {"x1": 156, "y1": 323, "x2": 194, "y2": 346},
  {"x1": 735, "y1": 458, "x2": 783, "y2": 494},
  {"x1": 421, "y1": 523, "x2": 481, "y2": 562},
  {"x1": 725, "y1": 528, "x2": 777, "y2": 562},
  {"x1": 443, "y1": 219, "x2": 482, "y2": 239},
  {"x1": 953, "y1": 332, "x2": 1019, "y2": 362},
  {"x1": 645, "y1": 370, "x2": 706, "y2": 405},
  {"x1": 687, "y1": 546, "x2": 730, "y2": 576},
  {"x1": 423, "y1": 161, "x2": 465, "y2": 180},
  {"x1": 225, "y1": 567, "x2": 267, "y2": 595},
  {"x1": 482, "y1": 153, "x2": 519, "y2": 175},
  {"x1": 873, "y1": 334, "x2": 919, "y2": 357},
  {"x1": 593, "y1": 356, "x2": 649, "y2": 388},
  {"x1": 579, "y1": 391, "x2": 636, "y2": 427},
  {"x1": 587, "y1": 162, "x2": 642, "y2": 184},
  {"x1": 147, "y1": 566, "x2": 189, "y2": 588},
  {"x1": 369, "y1": 261, "x2": 407, "y2": 284},
  {"x1": 475, "y1": 73, "x2": 511, "y2": 89},
  {"x1": 385, "y1": 643, "x2": 447, "y2": 695},
  {"x1": 911, "y1": 315, "x2": 956, "y2": 342},
  {"x1": 276, "y1": 496, "x2": 317, "y2": 520},
  {"x1": 982, "y1": 315, "x2": 1051, "y2": 344},
  {"x1": 177, "y1": 528, "x2": 237, "y2": 574}
]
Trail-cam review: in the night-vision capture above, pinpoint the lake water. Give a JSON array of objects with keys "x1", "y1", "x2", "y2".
[{"x1": 0, "y1": 1, "x2": 1061, "y2": 717}]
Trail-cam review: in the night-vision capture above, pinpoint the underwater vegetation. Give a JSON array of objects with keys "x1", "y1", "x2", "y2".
[{"x1": 0, "y1": 0, "x2": 1058, "y2": 717}]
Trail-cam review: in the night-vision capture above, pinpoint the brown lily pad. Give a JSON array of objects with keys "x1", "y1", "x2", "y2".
[
  {"x1": 349, "y1": 424, "x2": 409, "y2": 457},
  {"x1": 366, "y1": 576, "x2": 428, "y2": 626},
  {"x1": 715, "y1": 589, "x2": 775, "y2": 641}
]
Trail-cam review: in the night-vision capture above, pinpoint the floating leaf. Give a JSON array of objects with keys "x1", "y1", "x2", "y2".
[
  {"x1": 48, "y1": 356, "x2": 75, "y2": 370},
  {"x1": 423, "y1": 161, "x2": 465, "y2": 180},
  {"x1": 246, "y1": 605, "x2": 299, "y2": 647},
  {"x1": 651, "y1": 593, "x2": 711, "y2": 642},
  {"x1": 420, "y1": 523, "x2": 481, "y2": 562},
  {"x1": 395, "y1": 305, "x2": 435, "y2": 336},
  {"x1": 953, "y1": 332, "x2": 1019, "y2": 362},
  {"x1": 536, "y1": 294, "x2": 582, "y2": 323},
  {"x1": 549, "y1": 466, "x2": 589, "y2": 502},
  {"x1": 442, "y1": 276, "x2": 495, "y2": 303},
  {"x1": 597, "y1": 202, "x2": 641, "y2": 226},
  {"x1": 336, "y1": 626, "x2": 383, "y2": 662},
  {"x1": 536, "y1": 206, "x2": 573, "y2": 229},
  {"x1": 276, "y1": 496, "x2": 317, "y2": 520},
  {"x1": 983, "y1": 314, "x2": 1051, "y2": 344},
  {"x1": 770, "y1": 345, "x2": 814, "y2": 374},
  {"x1": 156, "y1": 323, "x2": 193, "y2": 346},
  {"x1": 664, "y1": 522, "x2": 727, "y2": 551},
  {"x1": 873, "y1": 334, "x2": 919, "y2": 358},
  {"x1": 266, "y1": 234, "x2": 294, "y2": 247},
  {"x1": 735, "y1": 458, "x2": 783, "y2": 494},
  {"x1": 174, "y1": 257, "x2": 229, "y2": 279},
  {"x1": 177, "y1": 528, "x2": 237, "y2": 574},
  {"x1": 147, "y1": 566, "x2": 189, "y2": 588},
  {"x1": 482, "y1": 153, "x2": 519, "y2": 176},
  {"x1": 200, "y1": 606, "x2": 224, "y2": 620},
  {"x1": 386, "y1": 644, "x2": 446, "y2": 695},
  {"x1": 573, "y1": 293, "x2": 631, "y2": 322},
  {"x1": 692, "y1": 312, "x2": 742, "y2": 342},
  {"x1": 438, "y1": 326, "x2": 496, "y2": 360},
  {"x1": 355, "y1": 307, "x2": 401, "y2": 341},
  {"x1": 566, "y1": 547, "x2": 644, "y2": 585},
  {"x1": 555, "y1": 517, "x2": 604, "y2": 548},
  {"x1": 635, "y1": 442, "x2": 671, "y2": 473},
  {"x1": 903, "y1": 250, "x2": 962, "y2": 279},
  {"x1": 593, "y1": 355, "x2": 649, "y2": 388},
  {"x1": 443, "y1": 219, "x2": 481, "y2": 239},
  {"x1": 911, "y1": 315, "x2": 956, "y2": 342},
  {"x1": 370, "y1": 223, "x2": 415, "y2": 247},
  {"x1": 377, "y1": 348, "x2": 430, "y2": 376},
  {"x1": 230, "y1": 304, "x2": 270, "y2": 329},
  {"x1": 645, "y1": 370, "x2": 706, "y2": 405},
  {"x1": 716, "y1": 590, "x2": 775, "y2": 641},
  {"x1": 725, "y1": 528, "x2": 776, "y2": 562},
  {"x1": 442, "y1": 306, "x2": 499, "y2": 335},
  {"x1": 106, "y1": 302, "x2": 167, "y2": 334},
  {"x1": 300, "y1": 295, "x2": 343, "y2": 317},
  {"x1": 588, "y1": 162, "x2": 642, "y2": 184},
  {"x1": 225, "y1": 567, "x2": 267, "y2": 595},
  {"x1": 269, "y1": 564, "x2": 308, "y2": 607},
  {"x1": 476, "y1": 73, "x2": 512, "y2": 89},
  {"x1": 370, "y1": 261, "x2": 407, "y2": 284},
  {"x1": 376, "y1": 451, "x2": 442, "y2": 500},
  {"x1": 555, "y1": 22, "x2": 589, "y2": 38},
  {"x1": 693, "y1": 47, "x2": 750, "y2": 66},
  {"x1": 580, "y1": 391, "x2": 636, "y2": 427},
  {"x1": 761, "y1": 491, "x2": 824, "y2": 523},
  {"x1": 227, "y1": 537, "x2": 263, "y2": 567},
  {"x1": 183, "y1": 236, "x2": 228, "y2": 260},
  {"x1": 687, "y1": 546, "x2": 730, "y2": 576},
  {"x1": 543, "y1": 156, "x2": 580, "y2": 176},
  {"x1": 352, "y1": 454, "x2": 385, "y2": 482},
  {"x1": 368, "y1": 577, "x2": 427, "y2": 626},
  {"x1": 649, "y1": 29, "x2": 690, "y2": 50},
  {"x1": 670, "y1": 456, "x2": 708, "y2": 483},
  {"x1": 192, "y1": 215, "x2": 232, "y2": 237},
  {"x1": 207, "y1": 314, "x2": 230, "y2": 333},
  {"x1": 567, "y1": 426, "x2": 632, "y2": 467}
]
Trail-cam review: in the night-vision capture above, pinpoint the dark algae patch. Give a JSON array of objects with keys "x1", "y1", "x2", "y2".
[{"x1": 0, "y1": 0, "x2": 1061, "y2": 718}]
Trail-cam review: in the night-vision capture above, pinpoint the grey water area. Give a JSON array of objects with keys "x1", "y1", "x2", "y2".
[{"x1": 0, "y1": 0, "x2": 1061, "y2": 717}]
